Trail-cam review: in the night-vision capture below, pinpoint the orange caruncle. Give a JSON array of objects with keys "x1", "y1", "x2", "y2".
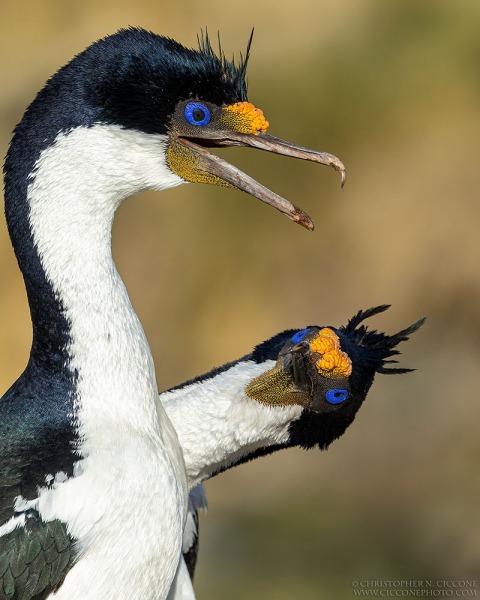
[
  {"x1": 310, "y1": 328, "x2": 340, "y2": 354},
  {"x1": 310, "y1": 328, "x2": 353, "y2": 378},
  {"x1": 224, "y1": 102, "x2": 269, "y2": 134}
]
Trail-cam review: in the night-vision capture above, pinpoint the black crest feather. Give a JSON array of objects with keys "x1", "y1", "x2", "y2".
[
  {"x1": 197, "y1": 28, "x2": 254, "y2": 101},
  {"x1": 339, "y1": 305, "x2": 426, "y2": 375}
]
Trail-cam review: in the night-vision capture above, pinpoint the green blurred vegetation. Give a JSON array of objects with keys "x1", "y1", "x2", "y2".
[{"x1": 0, "y1": 0, "x2": 479, "y2": 598}]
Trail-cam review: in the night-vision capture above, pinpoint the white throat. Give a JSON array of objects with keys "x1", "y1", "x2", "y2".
[
  {"x1": 26, "y1": 124, "x2": 187, "y2": 600},
  {"x1": 162, "y1": 360, "x2": 303, "y2": 489}
]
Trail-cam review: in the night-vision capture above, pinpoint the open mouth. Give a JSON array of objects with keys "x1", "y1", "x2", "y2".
[{"x1": 177, "y1": 131, "x2": 346, "y2": 231}]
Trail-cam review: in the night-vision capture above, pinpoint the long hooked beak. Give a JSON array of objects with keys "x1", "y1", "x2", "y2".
[{"x1": 176, "y1": 131, "x2": 346, "y2": 231}]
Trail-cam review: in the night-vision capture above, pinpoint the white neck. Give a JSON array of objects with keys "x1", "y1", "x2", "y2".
[
  {"x1": 162, "y1": 360, "x2": 303, "y2": 489},
  {"x1": 28, "y1": 126, "x2": 182, "y2": 436},
  {"x1": 27, "y1": 125, "x2": 188, "y2": 600}
]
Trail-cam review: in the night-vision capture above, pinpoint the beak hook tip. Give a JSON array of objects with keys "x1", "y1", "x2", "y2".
[
  {"x1": 292, "y1": 209, "x2": 315, "y2": 231},
  {"x1": 334, "y1": 161, "x2": 346, "y2": 188}
]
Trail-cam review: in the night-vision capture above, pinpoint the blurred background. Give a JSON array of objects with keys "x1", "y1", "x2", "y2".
[{"x1": 0, "y1": 0, "x2": 479, "y2": 597}]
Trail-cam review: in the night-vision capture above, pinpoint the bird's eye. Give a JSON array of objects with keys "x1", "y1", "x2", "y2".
[
  {"x1": 325, "y1": 389, "x2": 349, "y2": 404},
  {"x1": 291, "y1": 329, "x2": 310, "y2": 344},
  {"x1": 184, "y1": 102, "x2": 211, "y2": 126}
]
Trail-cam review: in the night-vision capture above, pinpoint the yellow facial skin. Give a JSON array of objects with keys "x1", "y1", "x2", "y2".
[
  {"x1": 245, "y1": 365, "x2": 312, "y2": 409},
  {"x1": 166, "y1": 101, "x2": 269, "y2": 186},
  {"x1": 166, "y1": 138, "x2": 233, "y2": 187}
]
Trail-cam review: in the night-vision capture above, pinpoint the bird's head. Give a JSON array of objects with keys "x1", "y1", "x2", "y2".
[
  {"x1": 247, "y1": 305, "x2": 425, "y2": 449},
  {"x1": 76, "y1": 28, "x2": 345, "y2": 229}
]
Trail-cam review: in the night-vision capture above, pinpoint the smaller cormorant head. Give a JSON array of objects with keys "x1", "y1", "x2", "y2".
[{"x1": 246, "y1": 305, "x2": 425, "y2": 450}]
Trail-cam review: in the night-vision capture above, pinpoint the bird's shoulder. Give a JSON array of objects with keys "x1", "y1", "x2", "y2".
[
  {"x1": 0, "y1": 366, "x2": 77, "y2": 599},
  {"x1": 0, "y1": 509, "x2": 73, "y2": 600},
  {"x1": 0, "y1": 364, "x2": 76, "y2": 525}
]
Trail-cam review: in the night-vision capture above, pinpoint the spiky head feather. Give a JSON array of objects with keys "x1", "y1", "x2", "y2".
[{"x1": 338, "y1": 305, "x2": 426, "y2": 375}]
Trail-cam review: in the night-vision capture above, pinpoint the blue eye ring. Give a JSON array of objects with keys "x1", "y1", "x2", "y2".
[
  {"x1": 291, "y1": 329, "x2": 310, "y2": 344},
  {"x1": 184, "y1": 102, "x2": 211, "y2": 126},
  {"x1": 325, "y1": 389, "x2": 349, "y2": 404}
]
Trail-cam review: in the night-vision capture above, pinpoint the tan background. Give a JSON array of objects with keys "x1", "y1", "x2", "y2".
[{"x1": 0, "y1": 1, "x2": 479, "y2": 598}]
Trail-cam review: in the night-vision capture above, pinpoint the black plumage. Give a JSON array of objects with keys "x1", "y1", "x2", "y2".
[{"x1": 0, "y1": 515, "x2": 71, "y2": 600}]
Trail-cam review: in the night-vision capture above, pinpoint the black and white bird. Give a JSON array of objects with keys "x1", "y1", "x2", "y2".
[
  {"x1": 0, "y1": 29, "x2": 344, "y2": 600},
  {"x1": 161, "y1": 306, "x2": 424, "y2": 599}
]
